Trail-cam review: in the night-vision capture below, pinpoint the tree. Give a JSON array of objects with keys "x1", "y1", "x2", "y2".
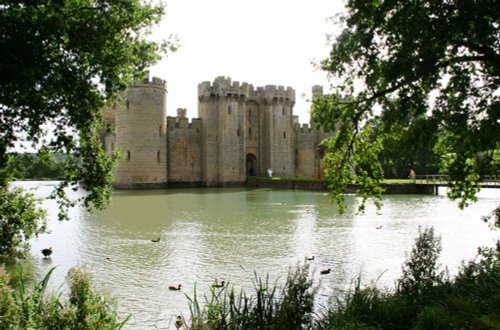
[
  {"x1": 312, "y1": 0, "x2": 499, "y2": 222},
  {"x1": 0, "y1": 1, "x2": 171, "y2": 257}
]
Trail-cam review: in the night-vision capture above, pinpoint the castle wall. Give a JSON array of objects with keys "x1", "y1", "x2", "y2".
[
  {"x1": 166, "y1": 117, "x2": 202, "y2": 183},
  {"x1": 198, "y1": 77, "x2": 248, "y2": 185},
  {"x1": 113, "y1": 77, "x2": 167, "y2": 189},
  {"x1": 109, "y1": 75, "x2": 329, "y2": 189},
  {"x1": 294, "y1": 123, "x2": 318, "y2": 178},
  {"x1": 245, "y1": 100, "x2": 261, "y2": 175},
  {"x1": 261, "y1": 85, "x2": 295, "y2": 177}
]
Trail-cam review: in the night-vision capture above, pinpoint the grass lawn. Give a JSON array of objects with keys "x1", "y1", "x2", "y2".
[{"x1": 382, "y1": 178, "x2": 413, "y2": 184}]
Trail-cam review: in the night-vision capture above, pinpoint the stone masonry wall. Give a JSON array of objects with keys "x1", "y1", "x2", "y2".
[
  {"x1": 294, "y1": 123, "x2": 317, "y2": 178},
  {"x1": 110, "y1": 76, "x2": 328, "y2": 189},
  {"x1": 113, "y1": 77, "x2": 167, "y2": 189},
  {"x1": 167, "y1": 116, "x2": 202, "y2": 183}
]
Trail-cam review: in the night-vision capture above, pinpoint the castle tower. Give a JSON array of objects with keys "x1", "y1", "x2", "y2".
[
  {"x1": 259, "y1": 85, "x2": 296, "y2": 178},
  {"x1": 198, "y1": 76, "x2": 247, "y2": 185},
  {"x1": 113, "y1": 77, "x2": 168, "y2": 188}
]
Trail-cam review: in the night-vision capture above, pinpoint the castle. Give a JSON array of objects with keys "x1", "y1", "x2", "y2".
[{"x1": 101, "y1": 76, "x2": 328, "y2": 189}]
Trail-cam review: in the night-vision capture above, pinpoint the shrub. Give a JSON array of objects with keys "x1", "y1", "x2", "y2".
[{"x1": 0, "y1": 265, "x2": 128, "y2": 329}]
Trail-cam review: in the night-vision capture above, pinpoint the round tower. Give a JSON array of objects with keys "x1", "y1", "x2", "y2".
[{"x1": 113, "y1": 77, "x2": 167, "y2": 189}]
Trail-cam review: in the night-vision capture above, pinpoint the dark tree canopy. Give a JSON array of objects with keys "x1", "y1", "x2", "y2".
[
  {"x1": 0, "y1": 0, "x2": 170, "y2": 256},
  {"x1": 312, "y1": 0, "x2": 499, "y2": 219}
]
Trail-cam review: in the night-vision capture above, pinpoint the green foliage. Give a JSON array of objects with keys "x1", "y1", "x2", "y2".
[
  {"x1": 316, "y1": 229, "x2": 500, "y2": 330},
  {"x1": 313, "y1": 0, "x2": 499, "y2": 217},
  {"x1": 0, "y1": 0, "x2": 172, "y2": 256},
  {"x1": 7, "y1": 152, "x2": 67, "y2": 180},
  {"x1": 188, "y1": 264, "x2": 316, "y2": 329},
  {"x1": 0, "y1": 266, "x2": 128, "y2": 329},
  {"x1": 397, "y1": 227, "x2": 445, "y2": 297},
  {"x1": 375, "y1": 116, "x2": 441, "y2": 178},
  {"x1": 0, "y1": 187, "x2": 47, "y2": 258}
]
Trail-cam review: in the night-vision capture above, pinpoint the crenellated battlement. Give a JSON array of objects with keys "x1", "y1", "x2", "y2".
[
  {"x1": 312, "y1": 85, "x2": 323, "y2": 97},
  {"x1": 131, "y1": 76, "x2": 167, "y2": 89},
  {"x1": 108, "y1": 74, "x2": 328, "y2": 189},
  {"x1": 294, "y1": 122, "x2": 313, "y2": 133},
  {"x1": 167, "y1": 116, "x2": 202, "y2": 130},
  {"x1": 198, "y1": 76, "x2": 294, "y2": 104}
]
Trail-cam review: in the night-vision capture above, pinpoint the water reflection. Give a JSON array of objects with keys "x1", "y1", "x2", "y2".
[{"x1": 11, "y1": 182, "x2": 499, "y2": 329}]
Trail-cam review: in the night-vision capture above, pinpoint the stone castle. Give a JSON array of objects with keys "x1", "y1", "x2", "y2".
[{"x1": 101, "y1": 76, "x2": 328, "y2": 189}]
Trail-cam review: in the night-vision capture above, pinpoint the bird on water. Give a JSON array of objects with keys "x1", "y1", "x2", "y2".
[
  {"x1": 320, "y1": 268, "x2": 331, "y2": 275},
  {"x1": 175, "y1": 315, "x2": 184, "y2": 328},
  {"x1": 41, "y1": 247, "x2": 52, "y2": 258},
  {"x1": 169, "y1": 284, "x2": 182, "y2": 291},
  {"x1": 151, "y1": 237, "x2": 160, "y2": 242},
  {"x1": 306, "y1": 256, "x2": 315, "y2": 261},
  {"x1": 212, "y1": 280, "x2": 225, "y2": 288}
]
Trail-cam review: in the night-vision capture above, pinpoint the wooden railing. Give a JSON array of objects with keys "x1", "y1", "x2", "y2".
[{"x1": 414, "y1": 174, "x2": 500, "y2": 186}]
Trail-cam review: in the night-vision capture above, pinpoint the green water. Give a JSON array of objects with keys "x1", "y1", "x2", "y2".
[{"x1": 12, "y1": 181, "x2": 500, "y2": 329}]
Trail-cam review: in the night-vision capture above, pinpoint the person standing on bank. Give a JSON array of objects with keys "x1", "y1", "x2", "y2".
[{"x1": 409, "y1": 168, "x2": 416, "y2": 182}]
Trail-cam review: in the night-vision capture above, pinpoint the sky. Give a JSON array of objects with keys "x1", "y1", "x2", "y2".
[{"x1": 149, "y1": 0, "x2": 345, "y2": 123}]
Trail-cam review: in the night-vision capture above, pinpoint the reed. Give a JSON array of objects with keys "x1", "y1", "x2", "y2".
[{"x1": 187, "y1": 264, "x2": 316, "y2": 329}]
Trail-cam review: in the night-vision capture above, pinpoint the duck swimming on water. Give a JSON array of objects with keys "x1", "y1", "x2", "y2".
[
  {"x1": 212, "y1": 280, "x2": 225, "y2": 288},
  {"x1": 41, "y1": 247, "x2": 52, "y2": 258},
  {"x1": 151, "y1": 237, "x2": 160, "y2": 242},
  {"x1": 320, "y1": 268, "x2": 331, "y2": 275},
  {"x1": 169, "y1": 284, "x2": 182, "y2": 291}
]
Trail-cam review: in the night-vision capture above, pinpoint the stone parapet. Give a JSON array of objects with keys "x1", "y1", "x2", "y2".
[
  {"x1": 198, "y1": 76, "x2": 294, "y2": 104},
  {"x1": 167, "y1": 117, "x2": 202, "y2": 130}
]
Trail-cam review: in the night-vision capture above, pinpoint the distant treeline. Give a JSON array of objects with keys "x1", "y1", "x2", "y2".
[{"x1": 7, "y1": 153, "x2": 69, "y2": 180}]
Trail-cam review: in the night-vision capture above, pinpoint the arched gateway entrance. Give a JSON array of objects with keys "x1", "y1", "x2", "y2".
[{"x1": 246, "y1": 153, "x2": 257, "y2": 177}]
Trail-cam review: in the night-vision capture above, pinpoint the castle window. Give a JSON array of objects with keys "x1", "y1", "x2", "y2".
[
  {"x1": 127, "y1": 150, "x2": 131, "y2": 161},
  {"x1": 249, "y1": 128, "x2": 252, "y2": 138},
  {"x1": 159, "y1": 126, "x2": 162, "y2": 136},
  {"x1": 228, "y1": 106, "x2": 231, "y2": 114},
  {"x1": 126, "y1": 100, "x2": 130, "y2": 109},
  {"x1": 237, "y1": 128, "x2": 240, "y2": 137},
  {"x1": 157, "y1": 150, "x2": 160, "y2": 163},
  {"x1": 283, "y1": 131, "x2": 286, "y2": 139}
]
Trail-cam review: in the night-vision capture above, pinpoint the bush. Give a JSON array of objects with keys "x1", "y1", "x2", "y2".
[
  {"x1": 0, "y1": 187, "x2": 47, "y2": 258},
  {"x1": 0, "y1": 265, "x2": 128, "y2": 329},
  {"x1": 317, "y1": 228, "x2": 500, "y2": 330}
]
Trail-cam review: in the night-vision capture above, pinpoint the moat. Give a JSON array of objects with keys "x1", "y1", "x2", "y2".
[{"x1": 17, "y1": 181, "x2": 500, "y2": 329}]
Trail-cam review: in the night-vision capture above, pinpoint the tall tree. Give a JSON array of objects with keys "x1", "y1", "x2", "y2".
[
  {"x1": 312, "y1": 0, "x2": 499, "y2": 222},
  {"x1": 0, "y1": 0, "x2": 171, "y2": 256}
]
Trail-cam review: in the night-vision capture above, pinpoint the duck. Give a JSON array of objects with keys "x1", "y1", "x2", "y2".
[
  {"x1": 320, "y1": 268, "x2": 331, "y2": 275},
  {"x1": 41, "y1": 247, "x2": 53, "y2": 258},
  {"x1": 306, "y1": 256, "x2": 315, "y2": 261},
  {"x1": 175, "y1": 315, "x2": 184, "y2": 328},
  {"x1": 212, "y1": 280, "x2": 225, "y2": 288},
  {"x1": 376, "y1": 225, "x2": 382, "y2": 229},
  {"x1": 151, "y1": 237, "x2": 160, "y2": 242},
  {"x1": 168, "y1": 284, "x2": 182, "y2": 291}
]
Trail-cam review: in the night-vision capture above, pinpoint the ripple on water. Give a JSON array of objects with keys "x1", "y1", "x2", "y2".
[{"x1": 22, "y1": 186, "x2": 500, "y2": 329}]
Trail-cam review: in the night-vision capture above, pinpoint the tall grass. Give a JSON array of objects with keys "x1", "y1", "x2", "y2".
[
  {"x1": 0, "y1": 265, "x2": 129, "y2": 329},
  {"x1": 187, "y1": 264, "x2": 316, "y2": 329}
]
